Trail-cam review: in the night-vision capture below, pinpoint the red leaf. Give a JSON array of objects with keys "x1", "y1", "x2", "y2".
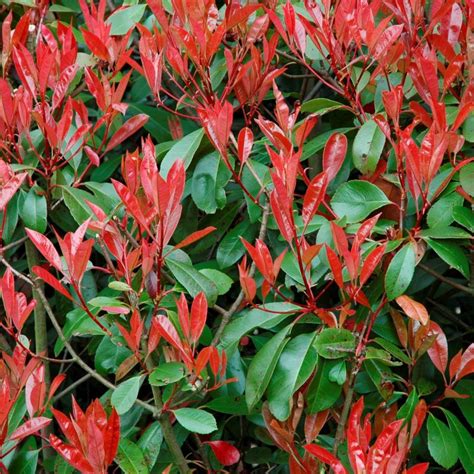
[
  {"x1": 396, "y1": 295, "x2": 429, "y2": 326},
  {"x1": 84, "y1": 146, "x2": 100, "y2": 167},
  {"x1": 10, "y1": 417, "x2": 51, "y2": 441},
  {"x1": 406, "y1": 463, "x2": 429, "y2": 474},
  {"x1": 238, "y1": 127, "x2": 253, "y2": 164},
  {"x1": 105, "y1": 114, "x2": 149, "y2": 152},
  {"x1": 0, "y1": 172, "x2": 27, "y2": 211},
  {"x1": 174, "y1": 226, "x2": 216, "y2": 249},
  {"x1": 456, "y1": 343, "x2": 474, "y2": 381},
  {"x1": 49, "y1": 434, "x2": 94, "y2": 473},
  {"x1": 302, "y1": 172, "x2": 328, "y2": 227},
  {"x1": 26, "y1": 229, "x2": 62, "y2": 271},
  {"x1": 190, "y1": 292, "x2": 207, "y2": 345},
  {"x1": 359, "y1": 244, "x2": 386, "y2": 286},
  {"x1": 206, "y1": 440, "x2": 240, "y2": 466},
  {"x1": 427, "y1": 321, "x2": 448, "y2": 376},
  {"x1": 304, "y1": 444, "x2": 347, "y2": 474},
  {"x1": 104, "y1": 409, "x2": 120, "y2": 465},
  {"x1": 323, "y1": 133, "x2": 347, "y2": 182},
  {"x1": 326, "y1": 246, "x2": 344, "y2": 289}
]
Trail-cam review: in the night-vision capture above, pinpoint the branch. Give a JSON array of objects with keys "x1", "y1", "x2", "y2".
[
  {"x1": 0, "y1": 256, "x2": 159, "y2": 417},
  {"x1": 419, "y1": 263, "x2": 474, "y2": 295}
]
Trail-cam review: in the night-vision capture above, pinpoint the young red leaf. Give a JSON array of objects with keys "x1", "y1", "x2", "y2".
[
  {"x1": 206, "y1": 440, "x2": 240, "y2": 466},
  {"x1": 396, "y1": 295, "x2": 429, "y2": 326},
  {"x1": 359, "y1": 244, "x2": 386, "y2": 286},
  {"x1": 26, "y1": 229, "x2": 62, "y2": 271},
  {"x1": 190, "y1": 292, "x2": 207, "y2": 345},
  {"x1": 174, "y1": 226, "x2": 216, "y2": 249},
  {"x1": 427, "y1": 321, "x2": 448, "y2": 377},
  {"x1": 304, "y1": 444, "x2": 347, "y2": 474},
  {"x1": 10, "y1": 417, "x2": 51, "y2": 441},
  {"x1": 323, "y1": 133, "x2": 347, "y2": 182},
  {"x1": 302, "y1": 172, "x2": 328, "y2": 227},
  {"x1": 105, "y1": 114, "x2": 149, "y2": 152}
]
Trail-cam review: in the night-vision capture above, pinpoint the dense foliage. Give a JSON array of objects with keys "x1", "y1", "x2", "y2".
[{"x1": 0, "y1": 0, "x2": 473, "y2": 472}]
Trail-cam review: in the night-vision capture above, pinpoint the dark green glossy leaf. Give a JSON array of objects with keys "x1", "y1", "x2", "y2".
[
  {"x1": 427, "y1": 413, "x2": 458, "y2": 469},
  {"x1": 384, "y1": 242, "x2": 416, "y2": 300},
  {"x1": 314, "y1": 328, "x2": 355, "y2": 359}
]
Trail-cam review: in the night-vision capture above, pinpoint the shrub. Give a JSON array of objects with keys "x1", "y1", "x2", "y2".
[{"x1": 0, "y1": 0, "x2": 473, "y2": 472}]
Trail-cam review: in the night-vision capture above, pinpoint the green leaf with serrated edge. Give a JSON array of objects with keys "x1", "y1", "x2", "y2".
[
  {"x1": 307, "y1": 359, "x2": 342, "y2": 413},
  {"x1": 373, "y1": 337, "x2": 411, "y2": 364},
  {"x1": 442, "y1": 409, "x2": 474, "y2": 473},
  {"x1": 115, "y1": 439, "x2": 149, "y2": 474},
  {"x1": 137, "y1": 422, "x2": 163, "y2": 470},
  {"x1": 314, "y1": 328, "x2": 356, "y2": 359},
  {"x1": 246, "y1": 325, "x2": 292, "y2": 411},
  {"x1": 62, "y1": 186, "x2": 98, "y2": 224},
  {"x1": 20, "y1": 188, "x2": 47, "y2": 233},
  {"x1": 111, "y1": 376, "x2": 142, "y2": 415},
  {"x1": 397, "y1": 388, "x2": 418, "y2": 423},
  {"x1": 427, "y1": 413, "x2": 458, "y2": 469},
  {"x1": 300, "y1": 98, "x2": 344, "y2": 114},
  {"x1": 455, "y1": 380, "x2": 474, "y2": 428},
  {"x1": 166, "y1": 257, "x2": 218, "y2": 306},
  {"x1": 384, "y1": 243, "x2": 416, "y2": 300},
  {"x1": 267, "y1": 332, "x2": 317, "y2": 421},
  {"x1": 173, "y1": 408, "x2": 217, "y2": 434},
  {"x1": 161, "y1": 128, "x2": 204, "y2": 178},
  {"x1": 426, "y1": 239, "x2": 470, "y2": 279},
  {"x1": 191, "y1": 152, "x2": 231, "y2": 214},
  {"x1": 420, "y1": 226, "x2": 471, "y2": 239},
  {"x1": 331, "y1": 180, "x2": 391, "y2": 223},
  {"x1": 352, "y1": 119, "x2": 386, "y2": 174},
  {"x1": 328, "y1": 360, "x2": 347, "y2": 385},
  {"x1": 217, "y1": 220, "x2": 258, "y2": 268},
  {"x1": 199, "y1": 269, "x2": 233, "y2": 295},
  {"x1": 149, "y1": 362, "x2": 186, "y2": 387},
  {"x1": 219, "y1": 303, "x2": 298, "y2": 353},
  {"x1": 106, "y1": 4, "x2": 146, "y2": 35},
  {"x1": 460, "y1": 162, "x2": 474, "y2": 196},
  {"x1": 453, "y1": 206, "x2": 474, "y2": 232}
]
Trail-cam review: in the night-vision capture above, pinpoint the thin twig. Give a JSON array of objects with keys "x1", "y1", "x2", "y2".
[
  {"x1": 0, "y1": 256, "x2": 159, "y2": 417},
  {"x1": 419, "y1": 263, "x2": 474, "y2": 295}
]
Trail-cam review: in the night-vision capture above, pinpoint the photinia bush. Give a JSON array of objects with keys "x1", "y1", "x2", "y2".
[{"x1": 0, "y1": 0, "x2": 473, "y2": 472}]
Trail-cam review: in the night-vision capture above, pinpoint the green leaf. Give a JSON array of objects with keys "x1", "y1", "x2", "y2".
[
  {"x1": 427, "y1": 413, "x2": 458, "y2": 469},
  {"x1": 161, "y1": 128, "x2": 204, "y2": 178},
  {"x1": 427, "y1": 193, "x2": 463, "y2": 228},
  {"x1": 205, "y1": 395, "x2": 248, "y2": 415},
  {"x1": 191, "y1": 152, "x2": 231, "y2": 214},
  {"x1": 352, "y1": 119, "x2": 386, "y2": 174},
  {"x1": 460, "y1": 162, "x2": 474, "y2": 196},
  {"x1": 246, "y1": 325, "x2": 292, "y2": 411},
  {"x1": 328, "y1": 360, "x2": 347, "y2": 385},
  {"x1": 9, "y1": 448, "x2": 39, "y2": 474},
  {"x1": 173, "y1": 408, "x2": 217, "y2": 434},
  {"x1": 106, "y1": 4, "x2": 146, "y2": 35},
  {"x1": 137, "y1": 422, "x2": 163, "y2": 470},
  {"x1": 94, "y1": 335, "x2": 132, "y2": 375},
  {"x1": 20, "y1": 188, "x2": 47, "y2": 233},
  {"x1": 219, "y1": 303, "x2": 298, "y2": 353},
  {"x1": 307, "y1": 359, "x2": 343, "y2": 413},
  {"x1": 267, "y1": 332, "x2": 317, "y2": 421},
  {"x1": 217, "y1": 220, "x2": 258, "y2": 268},
  {"x1": 111, "y1": 376, "x2": 141, "y2": 415},
  {"x1": 455, "y1": 380, "x2": 474, "y2": 428},
  {"x1": 453, "y1": 206, "x2": 474, "y2": 233},
  {"x1": 199, "y1": 269, "x2": 233, "y2": 295},
  {"x1": 384, "y1": 242, "x2": 416, "y2": 300},
  {"x1": 420, "y1": 226, "x2": 471, "y2": 239},
  {"x1": 331, "y1": 180, "x2": 391, "y2": 223},
  {"x1": 115, "y1": 439, "x2": 149, "y2": 474},
  {"x1": 149, "y1": 362, "x2": 186, "y2": 387},
  {"x1": 462, "y1": 112, "x2": 474, "y2": 142},
  {"x1": 443, "y1": 409, "x2": 474, "y2": 473},
  {"x1": 300, "y1": 98, "x2": 344, "y2": 114},
  {"x1": 426, "y1": 239, "x2": 470, "y2": 279},
  {"x1": 397, "y1": 388, "x2": 418, "y2": 423},
  {"x1": 314, "y1": 328, "x2": 356, "y2": 359},
  {"x1": 62, "y1": 186, "x2": 97, "y2": 224},
  {"x1": 166, "y1": 257, "x2": 218, "y2": 306}
]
